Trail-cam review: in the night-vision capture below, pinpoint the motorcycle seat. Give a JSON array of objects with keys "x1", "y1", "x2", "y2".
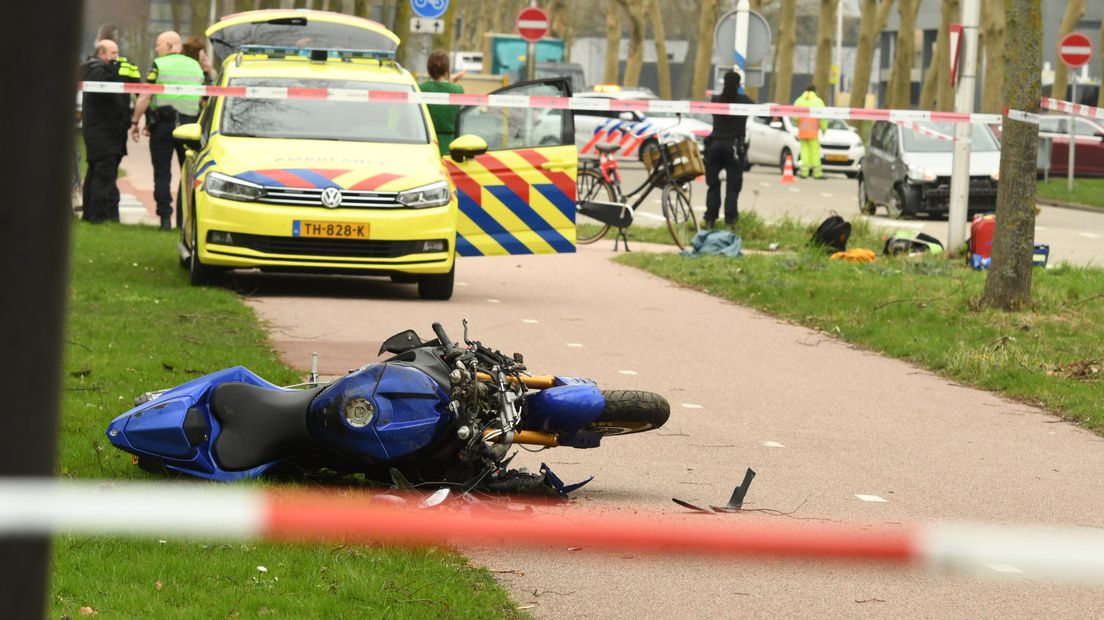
[{"x1": 210, "y1": 383, "x2": 323, "y2": 471}]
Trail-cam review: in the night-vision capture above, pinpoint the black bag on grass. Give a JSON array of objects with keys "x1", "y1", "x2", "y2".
[{"x1": 811, "y1": 213, "x2": 851, "y2": 253}]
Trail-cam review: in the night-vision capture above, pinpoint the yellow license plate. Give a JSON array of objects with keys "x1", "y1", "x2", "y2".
[
  {"x1": 293, "y1": 221, "x2": 370, "y2": 239},
  {"x1": 825, "y1": 154, "x2": 849, "y2": 163}
]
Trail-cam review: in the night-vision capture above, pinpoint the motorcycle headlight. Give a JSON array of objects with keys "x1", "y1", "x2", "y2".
[
  {"x1": 396, "y1": 181, "x2": 451, "y2": 208},
  {"x1": 204, "y1": 172, "x2": 264, "y2": 202},
  {"x1": 907, "y1": 166, "x2": 936, "y2": 183}
]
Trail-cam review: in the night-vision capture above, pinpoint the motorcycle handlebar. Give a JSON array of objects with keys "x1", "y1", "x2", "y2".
[{"x1": 432, "y1": 322, "x2": 460, "y2": 357}]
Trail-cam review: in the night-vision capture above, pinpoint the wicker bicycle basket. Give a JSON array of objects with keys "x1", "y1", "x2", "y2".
[{"x1": 641, "y1": 138, "x2": 705, "y2": 185}]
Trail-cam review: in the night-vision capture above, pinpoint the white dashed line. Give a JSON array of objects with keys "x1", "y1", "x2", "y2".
[
  {"x1": 522, "y1": 319, "x2": 539, "y2": 324},
  {"x1": 681, "y1": 403, "x2": 703, "y2": 409},
  {"x1": 566, "y1": 342, "x2": 584, "y2": 348},
  {"x1": 1079, "y1": 232, "x2": 1100, "y2": 239},
  {"x1": 855, "y1": 494, "x2": 887, "y2": 503},
  {"x1": 788, "y1": 187, "x2": 801, "y2": 193},
  {"x1": 618, "y1": 370, "x2": 638, "y2": 376},
  {"x1": 819, "y1": 192, "x2": 833, "y2": 198},
  {"x1": 762, "y1": 441, "x2": 785, "y2": 448},
  {"x1": 986, "y1": 563, "x2": 1024, "y2": 574},
  {"x1": 760, "y1": 182, "x2": 771, "y2": 187},
  {"x1": 486, "y1": 299, "x2": 501, "y2": 304}
]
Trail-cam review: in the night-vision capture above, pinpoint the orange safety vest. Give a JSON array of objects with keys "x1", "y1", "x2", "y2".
[{"x1": 797, "y1": 117, "x2": 820, "y2": 140}]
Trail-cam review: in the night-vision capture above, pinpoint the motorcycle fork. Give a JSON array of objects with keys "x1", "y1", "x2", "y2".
[{"x1": 485, "y1": 428, "x2": 559, "y2": 447}]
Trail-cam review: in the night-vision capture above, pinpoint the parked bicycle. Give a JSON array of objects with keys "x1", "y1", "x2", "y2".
[{"x1": 575, "y1": 138, "x2": 701, "y2": 250}]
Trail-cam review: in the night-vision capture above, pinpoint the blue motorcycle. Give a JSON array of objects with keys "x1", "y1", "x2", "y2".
[{"x1": 106, "y1": 322, "x2": 669, "y2": 494}]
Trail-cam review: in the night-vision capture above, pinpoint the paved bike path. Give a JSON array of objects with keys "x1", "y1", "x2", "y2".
[{"x1": 243, "y1": 244, "x2": 1104, "y2": 618}]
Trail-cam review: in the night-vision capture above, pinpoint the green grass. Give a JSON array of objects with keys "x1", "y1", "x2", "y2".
[
  {"x1": 1036, "y1": 178, "x2": 1104, "y2": 209},
  {"x1": 579, "y1": 211, "x2": 884, "y2": 252},
  {"x1": 617, "y1": 248, "x2": 1104, "y2": 430},
  {"x1": 54, "y1": 222, "x2": 521, "y2": 619}
]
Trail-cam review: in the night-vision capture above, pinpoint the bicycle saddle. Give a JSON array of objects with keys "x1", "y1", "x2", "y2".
[{"x1": 595, "y1": 143, "x2": 621, "y2": 154}]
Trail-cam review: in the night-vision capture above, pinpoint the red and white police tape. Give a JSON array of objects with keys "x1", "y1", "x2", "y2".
[
  {"x1": 3, "y1": 479, "x2": 1104, "y2": 580},
  {"x1": 1042, "y1": 96, "x2": 1104, "y2": 121}
]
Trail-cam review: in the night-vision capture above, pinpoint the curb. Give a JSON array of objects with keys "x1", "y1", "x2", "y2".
[{"x1": 1037, "y1": 198, "x2": 1104, "y2": 214}]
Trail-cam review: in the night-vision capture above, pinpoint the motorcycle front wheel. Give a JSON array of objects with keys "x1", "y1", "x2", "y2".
[{"x1": 584, "y1": 390, "x2": 670, "y2": 436}]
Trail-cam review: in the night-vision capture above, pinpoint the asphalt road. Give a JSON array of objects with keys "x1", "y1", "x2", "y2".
[
  {"x1": 243, "y1": 243, "x2": 1104, "y2": 618},
  {"x1": 617, "y1": 165, "x2": 1104, "y2": 266}
]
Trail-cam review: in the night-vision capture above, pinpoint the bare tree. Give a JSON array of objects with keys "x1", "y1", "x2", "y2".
[
  {"x1": 812, "y1": 0, "x2": 839, "y2": 98},
  {"x1": 604, "y1": 0, "x2": 620, "y2": 84},
  {"x1": 979, "y1": 0, "x2": 1005, "y2": 113},
  {"x1": 235, "y1": 0, "x2": 256, "y2": 11},
  {"x1": 431, "y1": 0, "x2": 457, "y2": 51},
  {"x1": 981, "y1": 0, "x2": 1041, "y2": 311},
  {"x1": 615, "y1": 0, "x2": 646, "y2": 87},
  {"x1": 886, "y1": 0, "x2": 920, "y2": 108},
  {"x1": 691, "y1": 0, "x2": 721, "y2": 98},
  {"x1": 188, "y1": 0, "x2": 210, "y2": 38},
  {"x1": 849, "y1": 0, "x2": 894, "y2": 110},
  {"x1": 171, "y1": 0, "x2": 184, "y2": 33},
  {"x1": 393, "y1": 0, "x2": 411, "y2": 66},
  {"x1": 1050, "y1": 0, "x2": 1085, "y2": 102},
  {"x1": 773, "y1": 0, "x2": 796, "y2": 103},
  {"x1": 918, "y1": 0, "x2": 957, "y2": 111},
  {"x1": 470, "y1": 0, "x2": 491, "y2": 52},
  {"x1": 647, "y1": 0, "x2": 671, "y2": 99}
]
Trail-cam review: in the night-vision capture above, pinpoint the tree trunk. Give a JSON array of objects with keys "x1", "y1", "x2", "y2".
[
  {"x1": 616, "y1": 0, "x2": 646, "y2": 87},
  {"x1": 979, "y1": 0, "x2": 1006, "y2": 113},
  {"x1": 774, "y1": 0, "x2": 796, "y2": 103},
  {"x1": 431, "y1": 1, "x2": 457, "y2": 52},
  {"x1": 393, "y1": 0, "x2": 411, "y2": 67},
  {"x1": 691, "y1": 0, "x2": 720, "y2": 98},
  {"x1": 604, "y1": 0, "x2": 621, "y2": 84},
  {"x1": 171, "y1": 0, "x2": 184, "y2": 33},
  {"x1": 918, "y1": 0, "x2": 957, "y2": 111},
  {"x1": 887, "y1": 0, "x2": 920, "y2": 108},
  {"x1": 1099, "y1": 19, "x2": 1104, "y2": 107},
  {"x1": 548, "y1": 0, "x2": 571, "y2": 61},
  {"x1": 235, "y1": 0, "x2": 256, "y2": 13},
  {"x1": 188, "y1": 0, "x2": 209, "y2": 38},
  {"x1": 981, "y1": 0, "x2": 1041, "y2": 311},
  {"x1": 644, "y1": 0, "x2": 671, "y2": 99},
  {"x1": 470, "y1": 0, "x2": 490, "y2": 53},
  {"x1": 813, "y1": 0, "x2": 839, "y2": 98},
  {"x1": 1050, "y1": 0, "x2": 1085, "y2": 102},
  {"x1": 849, "y1": 0, "x2": 894, "y2": 110}
]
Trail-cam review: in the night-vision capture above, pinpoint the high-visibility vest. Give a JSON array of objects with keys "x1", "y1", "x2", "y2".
[
  {"x1": 151, "y1": 53, "x2": 204, "y2": 116},
  {"x1": 797, "y1": 117, "x2": 821, "y2": 140}
]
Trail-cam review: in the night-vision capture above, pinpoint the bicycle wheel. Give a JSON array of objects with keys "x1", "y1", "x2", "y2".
[
  {"x1": 661, "y1": 182, "x2": 698, "y2": 250},
  {"x1": 575, "y1": 167, "x2": 614, "y2": 244}
]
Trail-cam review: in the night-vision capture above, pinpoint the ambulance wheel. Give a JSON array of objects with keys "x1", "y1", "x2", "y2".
[
  {"x1": 189, "y1": 214, "x2": 221, "y2": 286},
  {"x1": 418, "y1": 265, "x2": 454, "y2": 300}
]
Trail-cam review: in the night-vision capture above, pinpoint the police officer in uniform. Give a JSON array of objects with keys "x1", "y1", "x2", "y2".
[
  {"x1": 130, "y1": 31, "x2": 204, "y2": 230},
  {"x1": 703, "y1": 71, "x2": 754, "y2": 229}
]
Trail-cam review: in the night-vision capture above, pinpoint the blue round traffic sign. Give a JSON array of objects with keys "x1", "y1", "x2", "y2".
[{"x1": 410, "y1": 0, "x2": 448, "y2": 19}]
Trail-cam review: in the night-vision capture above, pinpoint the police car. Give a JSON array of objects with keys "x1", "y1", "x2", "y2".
[
  {"x1": 174, "y1": 10, "x2": 577, "y2": 299},
  {"x1": 572, "y1": 86, "x2": 711, "y2": 161}
]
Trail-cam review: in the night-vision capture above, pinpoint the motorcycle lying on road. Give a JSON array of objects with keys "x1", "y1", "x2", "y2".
[{"x1": 106, "y1": 322, "x2": 670, "y2": 495}]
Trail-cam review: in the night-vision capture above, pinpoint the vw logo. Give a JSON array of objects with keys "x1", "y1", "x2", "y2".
[{"x1": 320, "y1": 187, "x2": 343, "y2": 208}]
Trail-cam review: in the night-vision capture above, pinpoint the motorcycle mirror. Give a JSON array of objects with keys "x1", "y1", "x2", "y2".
[
  {"x1": 378, "y1": 329, "x2": 425, "y2": 355},
  {"x1": 462, "y1": 318, "x2": 471, "y2": 345}
]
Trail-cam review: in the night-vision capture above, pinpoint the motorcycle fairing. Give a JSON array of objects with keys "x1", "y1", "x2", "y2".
[
  {"x1": 521, "y1": 376, "x2": 605, "y2": 448},
  {"x1": 308, "y1": 363, "x2": 452, "y2": 462},
  {"x1": 106, "y1": 366, "x2": 295, "y2": 481}
]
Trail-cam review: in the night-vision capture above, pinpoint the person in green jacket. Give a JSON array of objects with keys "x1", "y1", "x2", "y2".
[
  {"x1": 419, "y1": 49, "x2": 466, "y2": 156},
  {"x1": 792, "y1": 85, "x2": 827, "y2": 179}
]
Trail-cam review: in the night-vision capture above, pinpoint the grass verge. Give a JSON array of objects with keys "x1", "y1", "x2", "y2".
[
  {"x1": 1036, "y1": 178, "x2": 1104, "y2": 209},
  {"x1": 55, "y1": 222, "x2": 521, "y2": 618},
  {"x1": 616, "y1": 242, "x2": 1104, "y2": 430},
  {"x1": 579, "y1": 211, "x2": 884, "y2": 252}
]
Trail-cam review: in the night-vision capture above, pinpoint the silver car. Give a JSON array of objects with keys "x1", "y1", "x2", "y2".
[{"x1": 858, "y1": 121, "x2": 1001, "y2": 218}]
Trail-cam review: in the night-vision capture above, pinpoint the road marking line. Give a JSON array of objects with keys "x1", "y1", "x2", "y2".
[
  {"x1": 855, "y1": 494, "x2": 887, "y2": 503},
  {"x1": 681, "y1": 403, "x2": 703, "y2": 409},
  {"x1": 763, "y1": 441, "x2": 785, "y2": 448},
  {"x1": 789, "y1": 188, "x2": 801, "y2": 193},
  {"x1": 618, "y1": 370, "x2": 638, "y2": 375},
  {"x1": 760, "y1": 182, "x2": 771, "y2": 187},
  {"x1": 1079, "y1": 232, "x2": 1100, "y2": 239},
  {"x1": 566, "y1": 342, "x2": 584, "y2": 348},
  {"x1": 819, "y1": 192, "x2": 833, "y2": 197},
  {"x1": 522, "y1": 319, "x2": 539, "y2": 324},
  {"x1": 486, "y1": 299, "x2": 501, "y2": 303},
  {"x1": 986, "y1": 563, "x2": 1024, "y2": 574},
  {"x1": 1034, "y1": 226, "x2": 1046, "y2": 231}
]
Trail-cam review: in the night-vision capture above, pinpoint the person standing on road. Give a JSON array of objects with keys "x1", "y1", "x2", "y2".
[
  {"x1": 129, "y1": 31, "x2": 204, "y2": 230},
  {"x1": 703, "y1": 70, "x2": 754, "y2": 229},
  {"x1": 419, "y1": 49, "x2": 466, "y2": 156},
  {"x1": 793, "y1": 85, "x2": 827, "y2": 179},
  {"x1": 80, "y1": 40, "x2": 129, "y2": 224}
]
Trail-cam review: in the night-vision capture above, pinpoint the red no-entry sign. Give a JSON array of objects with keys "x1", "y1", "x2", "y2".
[
  {"x1": 516, "y1": 6, "x2": 550, "y2": 43},
  {"x1": 1059, "y1": 32, "x2": 1094, "y2": 69}
]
